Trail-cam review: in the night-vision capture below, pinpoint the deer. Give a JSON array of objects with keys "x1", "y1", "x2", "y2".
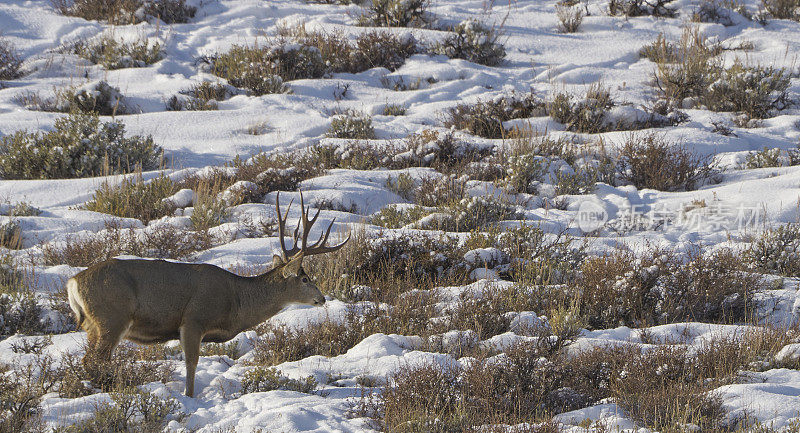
[{"x1": 66, "y1": 191, "x2": 348, "y2": 397}]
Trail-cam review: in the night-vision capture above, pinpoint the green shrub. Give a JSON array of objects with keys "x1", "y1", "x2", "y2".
[
  {"x1": 327, "y1": 111, "x2": 376, "y2": 139},
  {"x1": 745, "y1": 147, "x2": 785, "y2": 169},
  {"x1": 241, "y1": 367, "x2": 317, "y2": 394},
  {"x1": 82, "y1": 175, "x2": 176, "y2": 223},
  {"x1": 72, "y1": 35, "x2": 163, "y2": 70},
  {"x1": 166, "y1": 82, "x2": 231, "y2": 111},
  {"x1": 370, "y1": 204, "x2": 431, "y2": 228},
  {"x1": 210, "y1": 43, "x2": 322, "y2": 95},
  {"x1": 382, "y1": 103, "x2": 407, "y2": 116},
  {"x1": 704, "y1": 60, "x2": 791, "y2": 122},
  {"x1": 0, "y1": 112, "x2": 162, "y2": 179},
  {"x1": 433, "y1": 19, "x2": 506, "y2": 66},
  {"x1": 358, "y1": 0, "x2": 430, "y2": 27},
  {"x1": 0, "y1": 38, "x2": 23, "y2": 80}
]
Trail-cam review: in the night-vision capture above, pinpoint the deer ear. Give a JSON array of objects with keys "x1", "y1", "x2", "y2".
[
  {"x1": 281, "y1": 255, "x2": 304, "y2": 278},
  {"x1": 272, "y1": 254, "x2": 284, "y2": 269}
]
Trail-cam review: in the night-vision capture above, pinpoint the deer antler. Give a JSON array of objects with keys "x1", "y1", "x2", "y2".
[{"x1": 275, "y1": 191, "x2": 350, "y2": 263}]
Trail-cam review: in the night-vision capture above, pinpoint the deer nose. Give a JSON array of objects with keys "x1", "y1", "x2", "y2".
[{"x1": 314, "y1": 296, "x2": 326, "y2": 306}]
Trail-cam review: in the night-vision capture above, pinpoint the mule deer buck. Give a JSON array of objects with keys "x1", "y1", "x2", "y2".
[{"x1": 67, "y1": 192, "x2": 348, "y2": 397}]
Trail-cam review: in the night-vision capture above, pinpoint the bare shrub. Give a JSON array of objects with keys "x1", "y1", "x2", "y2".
[
  {"x1": 0, "y1": 38, "x2": 23, "y2": 81},
  {"x1": 744, "y1": 223, "x2": 800, "y2": 277},
  {"x1": 577, "y1": 245, "x2": 762, "y2": 329},
  {"x1": 556, "y1": 4, "x2": 585, "y2": 32},
  {"x1": 443, "y1": 93, "x2": 546, "y2": 139},
  {"x1": 616, "y1": 132, "x2": 710, "y2": 191},
  {"x1": 41, "y1": 221, "x2": 207, "y2": 267},
  {"x1": 378, "y1": 343, "x2": 571, "y2": 430},
  {"x1": 761, "y1": 0, "x2": 800, "y2": 20}
]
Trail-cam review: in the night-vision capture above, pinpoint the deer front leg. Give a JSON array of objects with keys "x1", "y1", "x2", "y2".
[{"x1": 180, "y1": 324, "x2": 203, "y2": 397}]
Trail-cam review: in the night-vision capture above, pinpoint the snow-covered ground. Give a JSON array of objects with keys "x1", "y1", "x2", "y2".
[{"x1": 2, "y1": 0, "x2": 800, "y2": 431}]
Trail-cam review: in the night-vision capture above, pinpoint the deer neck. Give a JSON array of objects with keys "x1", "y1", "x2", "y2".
[{"x1": 231, "y1": 268, "x2": 296, "y2": 332}]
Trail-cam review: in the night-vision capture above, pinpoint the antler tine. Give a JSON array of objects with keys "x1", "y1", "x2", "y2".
[
  {"x1": 309, "y1": 217, "x2": 335, "y2": 249},
  {"x1": 306, "y1": 228, "x2": 351, "y2": 256},
  {"x1": 275, "y1": 192, "x2": 302, "y2": 262}
]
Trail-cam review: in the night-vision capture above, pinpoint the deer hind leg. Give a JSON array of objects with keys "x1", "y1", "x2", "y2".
[
  {"x1": 88, "y1": 318, "x2": 130, "y2": 363},
  {"x1": 82, "y1": 321, "x2": 102, "y2": 369},
  {"x1": 180, "y1": 323, "x2": 203, "y2": 398}
]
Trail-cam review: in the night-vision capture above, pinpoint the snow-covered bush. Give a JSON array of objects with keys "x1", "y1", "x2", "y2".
[
  {"x1": 444, "y1": 93, "x2": 545, "y2": 138},
  {"x1": 141, "y1": 0, "x2": 196, "y2": 23},
  {"x1": 210, "y1": 43, "x2": 320, "y2": 95},
  {"x1": 326, "y1": 110, "x2": 376, "y2": 139},
  {"x1": 72, "y1": 35, "x2": 163, "y2": 70},
  {"x1": 56, "y1": 81, "x2": 131, "y2": 115},
  {"x1": 744, "y1": 146, "x2": 790, "y2": 169},
  {"x1": 350, "y1": 31, "x2": 418, "y2": 71},
  {"x1": 608, "y1": 0, "x2": 677, "y2": 17},
  {"x1": 241, "y1": 367, "x2": 317, "y2": 394},
  {"x1": 433, "y1": 19, "x2": 506, "y2": 66},
  {"x1": 705, "y1": 60, "x2": 791, "y2": 123},
  {"x1": 745, "y1": 223, "x2": 800, "y2": 277},
  {"x1": 52, "y1": 0, "x2": 196, "y2": 24},
  {"x1": 0, "y1": 112, "x2": 161, "y2": 179},
  {"x1": 41, "y1": 221, "x2": 209, "y2": 267},
  {"x1": 652, "y1": 29, "x2": 790, "y2": 123},
  {"x1": 58, "y1": 389, "x2": 177, "y2": 432},
  {"x1": 395, "y1": 129, "x2": 492, "y2": 171},
  {"x1": 279, "y1": 24, "x2": 418, "y2": 73},
  {"x1": 440, "y1": 195, "x2": 524, "y2": 232},
  {"x1": 358, "y1": 0, "x2": 430, "y2": 27},
  {"x1": 761, "y1": 0, "x2": 800, "y2": 20},
  {"x1": 502, "y1": 153, "x2": 548, "y2": 194},
  {"x1": 370, "y1": 204, "x2": 431, "y2": 228},
  {"x1": 556, "y1": 4, "x2": 585, "y2": 33},
  {"x1": 414, "y1": 174, "x2": 466, "y2": 206},
  {"x1": 578, "y1": 246, "x2": 762, "y2": 329},
  {"x1": 0, "y1": 38, "x2": 23, "y2": 81},
  {"x1": 617, "y1": 132, "x2": 710, "y2": 191}
]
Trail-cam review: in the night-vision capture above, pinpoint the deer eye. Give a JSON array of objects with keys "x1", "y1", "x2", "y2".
[{"x1": 301, "y1": 277, "x2": 309, "y2": 283}]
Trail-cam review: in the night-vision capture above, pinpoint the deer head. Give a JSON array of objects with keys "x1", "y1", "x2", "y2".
[{"x1": 273, "y1": 191, "x2": 349, "y2": 306}]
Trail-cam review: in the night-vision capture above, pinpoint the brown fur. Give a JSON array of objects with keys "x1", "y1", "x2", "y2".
[{"x1": 67, "y1": 256, "x2": 324, "y2": 397}]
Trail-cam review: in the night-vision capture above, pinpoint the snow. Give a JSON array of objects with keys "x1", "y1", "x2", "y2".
[{"x1": 2, "y1": 0, "x2": 800, "y2": 430}]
